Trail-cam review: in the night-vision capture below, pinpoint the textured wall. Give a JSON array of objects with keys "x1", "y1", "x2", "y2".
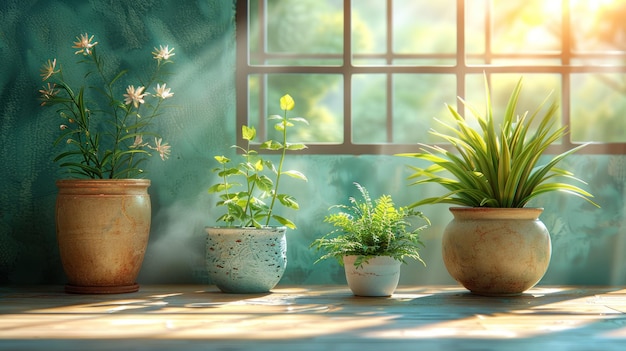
[{"x1": 1, "y1": 0, "x2": 625, "y2": 288}]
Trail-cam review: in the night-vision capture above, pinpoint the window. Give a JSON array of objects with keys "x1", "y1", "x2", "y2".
[{"x1": 236, "y1": 0, "x2": 626, "y2": 154}]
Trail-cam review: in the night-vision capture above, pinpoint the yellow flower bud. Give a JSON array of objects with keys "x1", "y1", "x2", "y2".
[{"x1": 279, "y1": 94, "x2": 295, "y2": 111}]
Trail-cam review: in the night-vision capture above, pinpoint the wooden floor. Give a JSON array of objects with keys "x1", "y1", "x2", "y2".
[{"x1": 1, "y1": 285, "x2": 625, "y2": 351}]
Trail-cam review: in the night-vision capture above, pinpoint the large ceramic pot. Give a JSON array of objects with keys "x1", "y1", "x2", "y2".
[
  {"x1": 205, "y1": 226, "x2": 287, "y2": 293},
  {"x1": 343, "y1": 255, "x2": 402, "y2": 297},
  {"x1": 55, "y1": 179, "x2": 151, "y2": 294},
  {"x1": 442, "y1": 207, "x2": 551, "y2": 296}
]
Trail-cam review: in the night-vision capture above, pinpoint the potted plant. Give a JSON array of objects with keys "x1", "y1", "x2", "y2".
[
  {"x1": 39, "y1": 33, "x2": 175, "y2": 294},
  {"x1": 397, "y1": 75, "x2": 598, "y2": 296},
  {"x1": 206, "y1": 94, "x2": 308, "y2": 293},
  {"x1": 311, "y1": 183, "x2": 429, "y2": 297}
]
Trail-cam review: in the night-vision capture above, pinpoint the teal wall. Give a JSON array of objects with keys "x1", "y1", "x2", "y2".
[{"x1": 1, "y1": 0, "x2": 625, "y2": 287}]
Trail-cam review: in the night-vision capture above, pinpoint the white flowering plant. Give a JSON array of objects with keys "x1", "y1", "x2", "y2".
[{"x1": 39, "y1": 33, "x2": 175, "y2": 179}]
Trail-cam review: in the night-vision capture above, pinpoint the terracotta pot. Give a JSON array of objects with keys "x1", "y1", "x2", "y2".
[
  {"x1": 55, "y1": 179, "x2": 151, "y2": 294},
  {"x1": 205, "y1": 226, "x2": 287, "y2": 293},
  {"x1": 442, "y1": 207, "x2": 551, "y2": 296},
  {"x1": 343, "y1": 255, "x2": 402, "y2": 297}
]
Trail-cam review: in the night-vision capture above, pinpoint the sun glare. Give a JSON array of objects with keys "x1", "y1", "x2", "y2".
[{"x1": 570, "y1": 0, "x2": 619, "y2": 12}]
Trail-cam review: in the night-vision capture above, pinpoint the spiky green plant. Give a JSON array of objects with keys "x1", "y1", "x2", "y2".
[
  {"x1": 397, "y1": 75, "x2": 598, "y2": 208},
  {"x1": 311, "y1": 183, "x2": 429, "y2": 268}
]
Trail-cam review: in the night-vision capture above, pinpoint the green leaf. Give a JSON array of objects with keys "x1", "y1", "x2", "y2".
[
  {"x1": 217, "y1": 168, "x2": 241, "y2": 177},
  {"x1": 277, "y1": 194, "x2": 299, "y2": 209},
  {"x1": 281, "y1": 170, "x2": 308, "y2": 181},
  {"x1": 214, "y1": 155, "x2": 230, "y2": 164},
  {"x1": 260, "y1": 140, "x2": 283, "y2": 150},
  {"x1": 255, "y1": 174, "x2": 274, "y2": 192},
  {"x1": 272, "y1": 215, "x2": 296, "y2": 229},
  {"x1": 286, "y1": 143, "x2": 308, "y2": 151},
  {"x1": 208, "y1": 183, "x2": 234, "y2": 194},
  {"x1": 289, "y1": 117, "x2": 309, "y2": 125}
]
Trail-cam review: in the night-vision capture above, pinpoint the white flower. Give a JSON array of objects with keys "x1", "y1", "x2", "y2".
[
  {"x1": 40, "y1": 59, "x2": 59, "y2": 81},
  {"x1": 72, "y1": 33, "x2": 98, "y2": 55},
  {"x1": 149, "y1": 137, "x2": 171, "y2": 160},
  {"x1": 152, "y1": 45, "x2": 175, "y2": 61},
  {"x1": 38, "y1": 83, "x2": 58, "y2": 105},
  {"x1": 154, "y1": 83, "x2": 174, "y2": 99},
  {"x1": 123, "y1": 85, "x2": 147, "y2": 108}
]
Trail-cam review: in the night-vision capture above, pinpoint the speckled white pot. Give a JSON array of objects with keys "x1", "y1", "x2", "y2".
[
  {"x1": 205, "y1": 226, "x2": 287, "y2": 293},
  {"x1": 343, "y1": 255, "x2": 402, "y2": 297},
  {"x1": 442, "y1": 207, "x2": 551, "y2": 296}
]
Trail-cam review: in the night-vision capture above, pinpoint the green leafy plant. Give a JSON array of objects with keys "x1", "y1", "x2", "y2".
[
  {"x1": 397, "y1": 75, "x2": 598, "y2": 208},
  {"x1": 311, "y1": 182, "x2": 429, "y2": 268},
  {"x1": 209, "y1": 94, "x2": 308, "y2": 229},
  {"x1": 39, "y1": 33, "x2": 175, "y2": 179}
]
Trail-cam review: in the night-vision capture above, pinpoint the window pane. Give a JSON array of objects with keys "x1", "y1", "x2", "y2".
[
  {"x1": 465, "y1": 0, "x2": 487, "y2": 64},
  {"x1": 571, "y1": 1, "x2": 626, "y2": 53},
  {"x1": 249, "y1": 0, "x2": 344, "y2": 66},
  {"x1": 468, "y1": 0, "x2": 562, "y2": 65},
  {"x1": 392, "y1": 0, "x2": 456, "y2": 66},
  {"x1": 571, "y1": 74, "x2": 626, "y2": 143},
  {"x1": 352, "y1": 0, "x2": 387, "y2": 66},
  {"x1": 570, "y1": 1, "x2": 626, "y2": 66},
  {"x1": 352, "y1": 75, "x2": 388, "y2": 143},
  {"x1": 493, "y1": 0, "x2": 561, "y2": 53},
  {"x1": 392, "y1": 74, "x2": 457, "y2": 144},
  {"x1": 248, "y1": 74, "x2": 344, "y2": 143}
]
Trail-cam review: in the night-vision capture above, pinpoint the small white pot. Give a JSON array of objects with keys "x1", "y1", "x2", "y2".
[{"x1": 343, "y1": 255, "x2": 402, "y2": 297}]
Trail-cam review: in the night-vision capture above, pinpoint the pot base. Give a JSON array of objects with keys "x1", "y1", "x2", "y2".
[
  {"x1": 470, "y1": 290, "x2": 523, "y2": 297},
  {"x1": 65, "y1": 283, "x2": 140, "y2": 294}
]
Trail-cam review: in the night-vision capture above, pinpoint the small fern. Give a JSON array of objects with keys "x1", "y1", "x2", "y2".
[{"x1": 311, "y1": 183, "x2": 429, "y2": 268}]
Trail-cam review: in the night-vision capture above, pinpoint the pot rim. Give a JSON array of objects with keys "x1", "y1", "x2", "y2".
[
  {"x1": 205, "y1": 225, "x2": 287, "y2": 230},
  {"x1": 55, "y1": 178, "x2": 150, "y2": 195},
  {"x1": 343, "y1": 255, "x2": 403, "y2": 264},
  {"x1": 205, "y1": 226, "x2": 288, "y2": 235},
  {"x1": 448, "y1": 206, "x2": 543, "y2": 220},
  {"x1": 56, "y1": 179, "x2": 150, "y2": 186}
]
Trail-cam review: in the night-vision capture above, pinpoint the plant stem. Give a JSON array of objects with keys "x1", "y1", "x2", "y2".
[
  {"x1": 265, "y1": 112, "x2": 288, "y2": 227},
  {"x1": 243, "y1": 138, "x2": 256, "y2": 225}
]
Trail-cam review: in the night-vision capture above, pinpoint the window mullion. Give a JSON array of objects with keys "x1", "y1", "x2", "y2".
[
  {"x1": 345, "y1": 0, "x2": 353, "y2": 147},
  {"x1": 387, "y1": 0, "x2": 394, "y2": 143},
  {"x1": 561, "y1": 0, "x2": 573, "y2": 150},
  {"x1": 457, "y1": 0, "x2": 468, "y2": 114}
]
